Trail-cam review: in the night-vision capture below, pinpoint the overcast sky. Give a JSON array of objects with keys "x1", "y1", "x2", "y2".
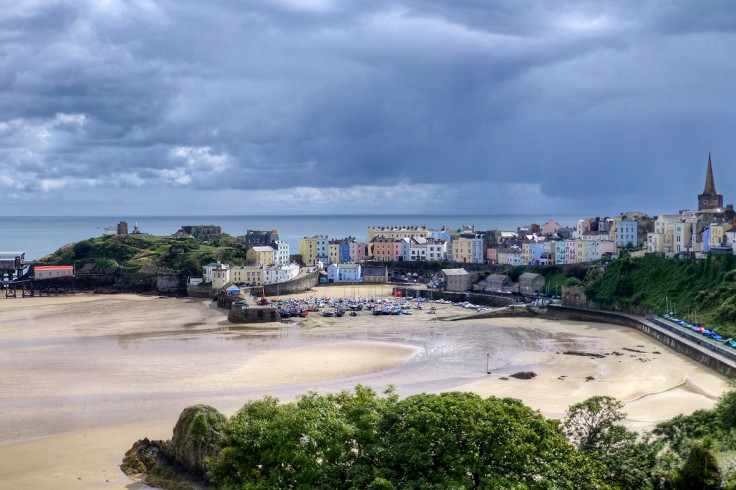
[{"x1": 1, "y1": 1, "x2": 735, "y2": 216}]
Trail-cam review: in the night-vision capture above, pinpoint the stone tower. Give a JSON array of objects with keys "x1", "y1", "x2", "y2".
[{"x1": 698, "y1": 154, "x2": 723, "y2": 211}]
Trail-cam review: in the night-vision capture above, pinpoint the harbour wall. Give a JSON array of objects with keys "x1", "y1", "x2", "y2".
[
  {"x1": 240, "y1": 270, "x2": 321, "y2": 298},
  {"x1": 215, "y1": 293, "x2": 282, "y2": 324},
  {"x1": 185, "y1": 270, "x2": 321, "y2": 299}
]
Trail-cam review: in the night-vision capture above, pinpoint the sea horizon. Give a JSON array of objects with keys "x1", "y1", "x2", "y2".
[{"x1": 1, "y1": 212, "x2": 597, "y2": 261}]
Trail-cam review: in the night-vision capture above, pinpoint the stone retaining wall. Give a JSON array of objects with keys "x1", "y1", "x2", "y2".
[{"x1": 186, "y1": 283, "x2": 211, "y2": 298}]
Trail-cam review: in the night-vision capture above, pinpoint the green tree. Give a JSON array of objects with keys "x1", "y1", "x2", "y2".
[
  {"x1": 565, "y1": 396, "x2": 654, "y2": 488},
  {"x1": 211, "y1": 389, "x2": 609, "y2": 489},
  {"x1": 211, "y1": 386, "x2": 394, "y2": 489},
  {"x1": 674, "y1": 442, "x2": 720, "y2": 489},
  {"x1": 564, "y1": 396, "x2": 627, "y2": 453},
  {"x1": 365, "y1": 392, "x2": 607, "y2": 489},
  {"x1": 73, "y1": 239, "x2": 93, "y2": 258},
  {"x1": 179, "y1": 256, "x2": 202, "y2": 278}
]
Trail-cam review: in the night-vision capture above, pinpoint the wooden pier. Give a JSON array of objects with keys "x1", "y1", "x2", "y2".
[{"x1": 3, "y1": 278, "x2": 75, "y2": 298}]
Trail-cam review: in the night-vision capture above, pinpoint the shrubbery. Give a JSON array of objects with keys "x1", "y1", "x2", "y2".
[{"x1": 207, "y1": 386, "x2": 736, "y2": 489}]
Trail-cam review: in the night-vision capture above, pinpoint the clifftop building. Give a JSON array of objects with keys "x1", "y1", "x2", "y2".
[
  {"x1": 245, "y1": 229, "x2": 279, "y2": 251},
  {"x1": 181, "y1": 225, "x2": 221, "y2": 238},
  {"x1": 698, "y1": 154, "x2": 723, "y2": 211}
]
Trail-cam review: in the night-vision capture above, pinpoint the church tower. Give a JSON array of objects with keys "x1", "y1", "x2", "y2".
[{"x1": 698, "y1": 154, "x2": 723, "y2": 210}]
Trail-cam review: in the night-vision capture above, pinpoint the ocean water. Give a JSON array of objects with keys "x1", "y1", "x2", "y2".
[{"x1": 0, "y1": 214, "x2": 585, "y2": 261}]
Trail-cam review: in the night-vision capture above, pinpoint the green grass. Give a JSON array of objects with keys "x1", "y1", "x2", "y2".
[
  {"x1": 38, "y1": 233, "x2": 246, "y2": 283},
  {"x1": 585, "y1": 254, "x2": 736, "y2": 336}
]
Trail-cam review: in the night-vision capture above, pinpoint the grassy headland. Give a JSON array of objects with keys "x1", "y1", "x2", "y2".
[{"x1": 37, "y1": 233, "x2": 245, "y2": 291}]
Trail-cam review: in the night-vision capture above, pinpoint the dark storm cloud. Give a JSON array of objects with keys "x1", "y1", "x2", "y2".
[{"x1": 1, "y1": 0, "x2": 735, "y2": 214}]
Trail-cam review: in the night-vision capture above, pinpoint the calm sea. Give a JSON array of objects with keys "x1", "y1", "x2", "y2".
[{"x1": 0, "y1": 214, "x2": 586, "y2": 261}]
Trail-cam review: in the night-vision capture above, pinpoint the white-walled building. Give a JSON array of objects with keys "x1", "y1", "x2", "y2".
[
  {"x1": 211, "y1": 264, "x2": 231, "y2": 290},
  {"x1": 272, "y1": 241, "x2": 290, "y2": 265},
  {"x1": 264, "y1": 264, "x2": 301, "y2": 284},
  {"x1": 399, "y1": 237, "x2": 412, "y2": 261},
  {"x1": 203, "y1": 261, "x2": 229, "y2": 283},
  {"x1": 326, "y1": 263, "x2": 362, "y2": 283}
]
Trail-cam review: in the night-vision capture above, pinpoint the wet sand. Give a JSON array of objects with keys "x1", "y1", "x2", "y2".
[{"x1": 0, "y1": 287, "x2": 730, "y2": 488}]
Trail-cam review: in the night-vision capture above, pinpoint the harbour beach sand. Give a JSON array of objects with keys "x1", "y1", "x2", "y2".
[{"x1": 0, "y1": 287, "x2": 730, "y2": 488}]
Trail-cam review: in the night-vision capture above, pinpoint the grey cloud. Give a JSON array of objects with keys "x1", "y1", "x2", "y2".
[{"x1": 0, "y1": 1, "x2": 734, "y2": 215}]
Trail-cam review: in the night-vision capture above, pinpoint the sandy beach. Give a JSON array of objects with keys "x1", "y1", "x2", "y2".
[{"x1": 0, "y1": 286, "x2": 730, "y2": 488}]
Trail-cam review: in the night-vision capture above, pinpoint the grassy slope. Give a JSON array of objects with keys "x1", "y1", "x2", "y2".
[
  {"x1": 38, "y1": 233, "x2": 245, "y2": 281},
  {"x1": 584, "y1": 253, "x2": 736, "y2": 337}
]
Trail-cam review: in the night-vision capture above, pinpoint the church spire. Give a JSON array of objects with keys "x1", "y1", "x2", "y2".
[{"x1": 704, "y1": 153, "x2": 717, "y2": 194}]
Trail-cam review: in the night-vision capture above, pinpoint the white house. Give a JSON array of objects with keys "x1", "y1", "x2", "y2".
[
  {"x1": 211, "y1": 264, "x2": 231, "y2": 290},
  {"x1": 398, "y1": 237, "x2": 412, "y2": 261},
  {"x1": 272, "y1": 241, "x2": 290, "y2": 265},
  {"x1": 410, "y1": 236, "x2": 429, "y2": 261},
  {"x1": 427, "y1": 238, "x2": 446, "y2": 261},
  {"x1": 203, "y1": 261, "x2": 229, "y2": 283},
  {"x1": 278, "y1": 263, "x2": 300, "y2": 282},
  {"x1": 326, "y1": 263, "x2": 362, "y2": 283}
]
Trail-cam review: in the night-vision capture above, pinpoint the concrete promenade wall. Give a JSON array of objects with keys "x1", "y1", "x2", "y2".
[{"x1": 541, "y1": 305, "x2": 736, "y2": 378}]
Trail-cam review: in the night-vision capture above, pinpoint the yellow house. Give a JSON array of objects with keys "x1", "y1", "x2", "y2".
[
  {"x1": 299, "y1": 237, "x2": 317, "y2": 265},
  {"x1": 609, "y1": 217, "x2": 622, "y2": 246},
  {"x1": 710, "y1": 223, "x2": 733, "y2": 249},
  {"x1": 452, "y1": 237, "x2": 473, "y2": 263},
  {"x1": 522, "y1": 243, "x2": 532, "y2": 264},
  {"x1": 328, "y1": 242, "x2": 341, "y2": 264},
  {"x1": 497, "y1": 248, "x2": 509, "y2": 265},
  {"x1": 246, "y1": 246, "x2": 275, "y2": 266},
  {"x1": 231, "y1": 266, "x2": 263, "y2": 286},
  {"x1": 574, "y1": 239, "x2": 586, "y2": 264}
]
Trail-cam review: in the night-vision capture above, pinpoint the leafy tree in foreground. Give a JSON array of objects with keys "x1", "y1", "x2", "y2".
[
  {"x1": 673, "y1": 442, "x2": 720, "y2": 490},
  {"x1": 564, "y1": 396, "x2": 655, "y2": 489},
  {"x1": 210, "y1": 386, "x2": 397, "y2": 489},
  {"x1": 211, "y1": 388, "x2": 609, "y2": 489},
  {"x1": 365, "y1": 392, "x2": 608, "y2": 489}
]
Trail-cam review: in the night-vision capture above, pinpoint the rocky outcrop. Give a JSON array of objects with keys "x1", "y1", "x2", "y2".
[{"x1": 121, "y1": 404, "x2": 226, "y2": 489}]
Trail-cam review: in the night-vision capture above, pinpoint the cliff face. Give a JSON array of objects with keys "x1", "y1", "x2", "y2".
[{"x1": 121, "y1": 404, "x2": 226, "y2": 489}]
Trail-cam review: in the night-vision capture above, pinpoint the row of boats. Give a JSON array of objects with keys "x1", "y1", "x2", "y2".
[
  {"x1": 663, "y1": 314, "x2": 736, "y2": 347},
  {"x1": 270, "y1": 295, "x2": 439, "y2": 319}
]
